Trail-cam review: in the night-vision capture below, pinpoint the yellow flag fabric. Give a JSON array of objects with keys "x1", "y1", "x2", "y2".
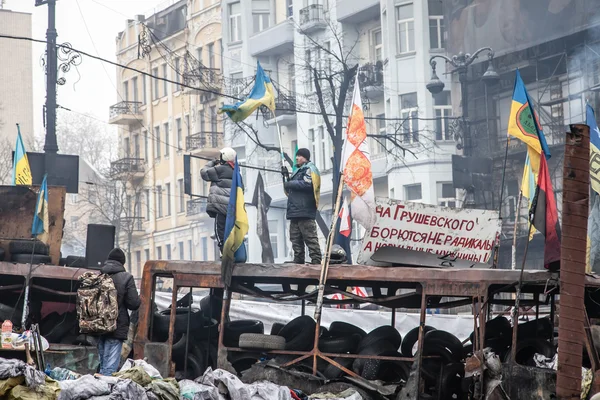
[
  {"x1": 31, "y1": 174, "x2": 49, "y2": 244},
  {"x1": 12, "y1": 127, "x2": 32, "y2": 185}
]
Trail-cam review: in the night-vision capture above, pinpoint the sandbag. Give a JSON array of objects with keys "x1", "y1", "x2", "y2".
[
  {"x1": 8, "y1": 377, "x2": 61, "y2": 400},
  {"x1": 309, "y1": 389, "x2": 363, "y2": 400},
  {"x1": 114, "y1": 366, "x2": 152, "y2": 387},
  {"x1": 195, "y1": 368, "x2": 249, "y2": 400},
  {"x1": 0, "y1": 358, "x2": 46, "y2": 389},
  {"x1": 145, "y1": 379, "x2": 179, "y2": 400},
  {"x1": 57, "y1": 375, "x2": 110, "y2": 400},
  {"x1": 109, "y1": 379, "x2": 148, "y2": 400},
  {"x1": 0, "y1": 377, "x2": 24, "y2": 396},
  {"x1": 246, "y1": 381, "x2": 292, "y2": 400},
  {"x1": 178, "y1": 379, "x2": 219, "y2": 400}
]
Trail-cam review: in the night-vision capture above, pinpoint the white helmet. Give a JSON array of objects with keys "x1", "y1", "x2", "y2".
[{"x1": 220, "y1": 147, "x2": 237, "y2": 162}]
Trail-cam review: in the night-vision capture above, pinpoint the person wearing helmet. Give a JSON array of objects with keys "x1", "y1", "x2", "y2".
[{"x1": 201, "y1": 147, "x2": 238, "y2": 251}]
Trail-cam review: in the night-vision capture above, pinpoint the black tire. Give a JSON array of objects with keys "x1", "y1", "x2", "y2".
[
  {"x1": 440, "y1": 362, "x2": 465, "y2": 400},
  {"x1": 0, "y1": 248, "x2": 5, "y2": 261},
  {"x1": 352, "y1": 340, "x2": 398, "y2": 376},
  {"x1": 45, "y1": 312, "x2": 77, "y2": 343},
  {"x1": 357, "y1": 326, "x2": 402, "y2": 352},
  {"x1": 278, "y1": 316, "x2": 316, "y2": 351},
  {"x1": 224, "y1": 320, "x2": 264, "y2": 347},
  {"x1": 323, "y1": 357, "x2": 355, "y2": 379},
  {"x1": 153, "y1": 308, "x2": 213, "y2": 336},
  {"x1": 9, "y1": 240, "x2": 49, "y2": 256},
  {"x1": 424, "y1": 330, "x2": 464, "y2": 362},
  {"x1": 401, "y1": 326, "x2": 436, "y2": 357},
  {"x1": 270, "y1": 322, "x2": 285, "y2": 335},
  {"x1": 200, "y1": 295, "x2": 223, "y2": 320},
  {"x1": 238, "y1": 333, "x2": 286, "y2": 350},
  {"x1": 513, "y1": 338, "x2": 555, "y2": 366},
  {"x1": 58, "y1": 258, "x2": 68, "y2": 266},
  {"x1": 319, "y1": 333, "x2": 361, "y2": 354},
  {"x1": 328, "y1": 321, "x2": 367, "y2": 339},
  {"x1": 229, "y1": 352, "x2": 261, "y2": 375},
  {"x1": 517, "y1": 318, "x2": 553, "y2": 341},
  {"x1": 377, "y1": 357, "x2": 410, "y2": 383},
  {"x1": 176, "y1": 353, "x2": 203, "y2": 380},
  {"x1": 170, "y1": 333, "x2": 188, "y2": 363},
  {"x1": 65, "y1": 255, "x2": 86, "y2": 268},
  {"x1": 470, "y1": 315, "x2": 511, "y2": 344},
  {"x1": 11, "y1": 253, "x2": 52, "y2": 264}
]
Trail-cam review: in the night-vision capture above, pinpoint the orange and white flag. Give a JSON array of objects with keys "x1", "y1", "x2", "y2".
[
  {"x1": 341, "y1": 71, "x2": 376, "y2": 229},
  {"x1": 339, "y1": 198, "x2": 351, "y2": 237}
]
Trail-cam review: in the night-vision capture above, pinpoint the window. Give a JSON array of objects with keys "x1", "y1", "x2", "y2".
[
  {"x1": 287, "y1": 0, "x2": 293, "y2": 17},
  {"x1": 400, "y1": 92, "x2": 419, "y2": 143},
  {"x1": 166, "y1": 244, "x2": 172, "y2": 260},
  {"x1": 143, "y1": 131, "x2": 148, "y2": 162},
  {"x1": 199, "y1": 109, "x2": 205, "y2": 132},
  {"x1": 178, "y1": 178, "x2": 185, "y2": 213},
  {"x1": 162, "y1": 64, "x2": 168, "y2": 96},
  {"x1": 164, "y1": 122, "x2": 170, "y2": 157},
  {"x1": 70, "y1": 216, "x2": 79, "y2": 230},
  {"x1": 132, "y1": 77, "x2": 138, "y2": 103},
  {"x1": 176, "y1": 118, "x2": 182, "y2": 150},
  {"x1": 305, "y1": 49, "x2": 313, "y2": 92},
  {"x1": 210, "y1": 106, "x2": 217, "y2": 132},
  {"x1": 229, "y1": 2, "x2": 242, "y2": 42},
  {"x1": 124, "y1": 137, "x2": 130, "y2": 158},
  {"x1": 185, "y1": 114, "x2": 190, "y2": 139},
  {"x1": 145, "y1": 248, "x2": 150, "y2": 262},
  {"x1": 122, "y1": 81, "x2": 129, "y2": 101},
  {"x1": 174, "y1": 58, "x2": 181, "y2": 91},
  {"x1": 156, "y1": 185, "x2": 163, "y2": 217},
  {"x1": 268, "y1": 220, "x2": 278, "y2": 259},
  {"x1": 434, "y1": 91, "x2": 452, "y2": 141},
  {"x1": 179, "y1": 242, "x2": 184, "y2": 260},
  {"x1": 145, "y1": 189, "x2": 150, "y2": 220},
  {"x1": 166, "y1": 183, "x2": 171, "y2": 216},
  {"x1": 428, "y1": 0, "x2": 445, "y2": 50},
  {"x1": 152, "y1": 67, "x2": 159, "y2": 100},
  {"x1": 404, "y1": 184, "x2": 422, "y2": 201},
  {"x1": 308, "y1": 128, "x2": 316, "y2": 167},
  {"x1": 371, "y1": 114, "x2": 386, "y2": 155},
  {"x1": 135, "y1": 251, "x2": 141, "y2": 276},
  {"x1": 154, "y1": 126, "x2": 161, "y2": 159},
  {"x1": 201, "y1": 237, "x2": 208, "y2": 261},
  {"x1": 252, "y1": 0, "x2": 270, "y2": 33},
  {"x1": 188, "y1": 239, "x2": 193, "y2": 260},
  {"x1": 437, "y1": 182, "x2": 455, "y2": 207},
  {"x1": 156, "y1": 246, "x2": 162, "y2": 260},
  {"x1": 69, "y1": 194, "x2": 78, "y2": 205},
  {"x1": 396, "y1": 3, "x2": 415, "y2": 54},
  {"x1": 133, "y1": 134, "x2": 140, "y2": 159},
  {"x1": 372, "y1": 29, "x2": 383, "y2": 61},
  {"x1": 208, "y1": 43, "x2": 215, "y2": 70},
  {"x1": 196, "y1": 47, "x2": 203, "y2": 64},
  {"x1": 142, "y1": 75, "x2": 147, "y2": 104},
  {"x1": 288, "y1": 63, "x2": 296, "y2": 92}
]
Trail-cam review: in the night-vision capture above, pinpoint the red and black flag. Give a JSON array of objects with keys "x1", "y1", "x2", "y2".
[{"x1": 529, "y1": 153, "x2": 561, "y2": 270}]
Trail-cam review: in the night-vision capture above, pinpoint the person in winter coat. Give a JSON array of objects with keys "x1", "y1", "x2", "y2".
[
  {"x1": 97, "y1": 248, "x2": 140, "y2": 375},
  {"x1": 282, "y1": 148, "x2": 322, "y2": 264},
  {"x1": 201, "y1": 147, "x2": 237, "y2": 251}
]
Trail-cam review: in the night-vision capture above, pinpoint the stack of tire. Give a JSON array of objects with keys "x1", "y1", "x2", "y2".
[
  {"x1": 9, "y1": 240, "x2": 51, "y2": 264},
  {"x1": 152, "y1": 294, "x2": 221, "y2": 379}
]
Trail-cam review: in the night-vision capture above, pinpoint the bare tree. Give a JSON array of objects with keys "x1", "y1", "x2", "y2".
[{"x1": 0, "y1": 137, "x2": 13, "y2": 185}]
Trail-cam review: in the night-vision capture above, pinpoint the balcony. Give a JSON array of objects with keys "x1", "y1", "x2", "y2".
[
  {"x1": 298, "y1": 5, "x2": 327, "y2": 33},
  {"x1": 110, "y1": 158, "x2": 145, "y2": 181},
  {"x1": 182, "y1": 67, "x2": 221, "y2": 100},
  {"x1": 267, "y1": 94, "x2": 297, "y2": 127},
  {"x1": 186, "y1": 198, "x2": 207, "y2": 217},
  {"x1": 186, "y1": 132, "x2": 223, "y2": 157},
  {"x1": 108, "y1": 101, "x2": 143, "y2": 125},
  {"x1": 336, "y1": 0, "x2": 380, "y2": 24},
  {"x1": 249, "y1": 20, "x2": 294, "y2": 57},
  {"x1": 358, "y1": 61, "x2": 384, "y2": 98},
  {"x1": 121, "y1": 217, "x2": 144, "y2": 234}
]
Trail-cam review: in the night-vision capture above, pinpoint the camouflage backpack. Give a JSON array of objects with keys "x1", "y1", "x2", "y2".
[{"x1": 77, "y1": 272, "x2": 118, "y2": 334}]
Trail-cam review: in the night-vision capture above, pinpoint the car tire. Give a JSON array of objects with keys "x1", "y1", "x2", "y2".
[
  {"x1": 319, "y1": 333, "x2": 361, "y2": 354},
  {"x1": 200, "y1": 294, "x2": 223, "y2": 320},
  {"x1": 238, "y1": 333, "x2": 286, "y2": 350},
  {"x1": 11, "y1": 253, "x2": 52, "y2": 264},
  {"x1": 357, "y1": 326, "x2": 402, "y2": 353},
  {"x1": 352, "y1": 340, "x2": 398, "y2": 376},
  {"x1": 401, "y1": 326, "x2": 436, "y2": 357},
  {"x1": 424, "y1": 330, "x2": 464, "y2": 362},
  {"x1": 176, "y1": 353, "x2": 203, "y2": 380},
  {"x1": 328, "y1": 321, "x2": 367, "y2": 339},
  {"x1": 513, "y1": 338, "x2": 555, "y2": 366},
  {"x1": 440, "y1": 362, "x2": 465, "y2": 399},
  {"x1": 323, "y1": 357, "x2": 355, "y2": 379},
  {"x1": 9, "y1": 240, "x2": 49, "y2": 256},
  {"x1": 224, "y1": 320, "x2": 264, "y2": 347},
  {"x1": 278, "y1": 316, "x2": 316, "y2": 351},
  {"x1": 153, "y1": 308, "x2": 213, "y2": 336},
  {"x1": 270, "y1": 322, "x2": 285, "y2": 336},
  {"x1": 65, "y1": 255, "x2": 86, "y2": 268},
  {"x1": 229, "y1": 351, "x2": 262, "y2": 375}
]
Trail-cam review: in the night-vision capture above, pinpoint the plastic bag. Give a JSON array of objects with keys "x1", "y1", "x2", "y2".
[
  {"x1": 114, "y1": 366, "x2": 152, "y2": 387},
  {"x1": 146, "y1": 379, "x2": 180, "y2": 400},
  {"x1": 109, "y1": 378, "x2": 148, "y2": 400},
  {"x1": 120, "y1": 359, "x2": 162, "y2": 379},
  {"x1": 178, "y1": 379, "x2": 219, "y2": 400},
  {"x1": 0, "y1": 357, "x2": 46, "y2": 389},
  {"x1": 57, "y1": 375, "x2": 110, "y2": 400}
]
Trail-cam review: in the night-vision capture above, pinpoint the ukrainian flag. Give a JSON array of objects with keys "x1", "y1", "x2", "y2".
[
  {"x1": 221, "y1": 157, "x2": 248, "y2": 286},
  {"x1": 587, "y1": 104, "x2": 600, "y2": 195},
  {"x1": 587, "y1": 104, "x2": 600, "y2": 272},
  {"x1": 32, "y1": 174, "x2": 49, "y2": 244},
  {"x1": 12, "y1": 125, "x2": 32, "y2": 185},
  {"x1": 219, "y1": 61, "x2": 276, "y2": 122},
  {"x1": 307, "y1": 162, "x2": 321, "y2": 209},
  {"x1": 521, "y1": 153, "x2": 536, "y2": 240}
]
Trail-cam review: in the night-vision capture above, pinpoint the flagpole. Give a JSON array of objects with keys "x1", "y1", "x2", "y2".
[
  {"x1": 314, "y1": 173, "x2": 345, "y2": 323},
  {"x1": 511, "y1": 219, "x2": 534, "y2": 362},
  {"x1": 511, "y1": 191, "x2": 523, "y2": 270}
]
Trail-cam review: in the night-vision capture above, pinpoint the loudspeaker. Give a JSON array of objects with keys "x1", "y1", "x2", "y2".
[{"x1": 85, "y1": 224, "x2": 116, "y2": 269}]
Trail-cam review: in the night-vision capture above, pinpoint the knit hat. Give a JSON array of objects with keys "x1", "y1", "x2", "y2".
[
  {"x1": 296, "y1": 148, "x2": 311, "y2": 161},
  {"x1": 107, "y1": 248, "x2": 126, "y2": 265}
]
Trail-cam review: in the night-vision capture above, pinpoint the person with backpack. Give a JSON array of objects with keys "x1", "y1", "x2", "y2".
[{"x1": 78, "y1": 248, "x2": 140, "y2": 375}]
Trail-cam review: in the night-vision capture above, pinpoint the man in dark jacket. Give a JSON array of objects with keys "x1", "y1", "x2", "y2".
[
  {"x1": 201, "y1": 147, "x2": 236, "y2": 252},
  {"x1": 97, "y1": 248, "x2": 140, "y2": 375},
  {"x1": 282, "y1": 148, "x2": 322, "y2": 264}
]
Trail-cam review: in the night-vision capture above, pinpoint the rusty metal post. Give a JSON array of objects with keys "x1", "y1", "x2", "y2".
[{"x1": 557, "y1": 124, "x2": 590, "y2": 400}]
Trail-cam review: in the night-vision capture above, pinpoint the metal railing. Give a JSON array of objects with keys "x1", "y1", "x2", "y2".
[
  {"x1": 109, "y1": 101, "x2": 142, "y2": 119},
  {"x1": 110, "y1": 158, "x2": 145, "y2": 177},
  {"x1": 274, "y1": 94, "x2": 297, "y2": 115},
  {"x1": 186, "y1": 198, "x2": 207, "y2": 216},
  {"x1": 186, "y1": 132, "x2": 222, "y2": 151},
  {"x1": 358, "y1": 61, "x2": 384, "y2": 88},
  {"x1": 299, "y1": 4, "x2": 325, "y2": 26},
  {"x1": 121, "y1": 216, "x2": 144, "y2": 232}
]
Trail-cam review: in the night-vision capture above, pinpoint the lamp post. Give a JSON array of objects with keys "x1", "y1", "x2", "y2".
[{"x1": 427, "y1": 48, "x2": 499, "y2": 207}]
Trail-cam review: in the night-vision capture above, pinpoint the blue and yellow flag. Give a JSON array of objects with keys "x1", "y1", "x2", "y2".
[
  {"x1": 32, "y1": 174, "x2": 49, "y2": 244},
  {"x1": 521, "y1": 153, "x2": 537, "y2": 240},
  {"x1": 306, "y1": 162, "x2": 321, "y2": 209},
  {"x1": 219, "y1": 61, "x2": 276, "y2": 122},
  {"x1": 221, "y1": 157, "x2": 249, "y2": 285},
  {"x1": 587, "y1": 104, "x2": 600, "y2": 195},
  {"x1": 13, "y1": 125, "x2": 32, "y2": 185}
]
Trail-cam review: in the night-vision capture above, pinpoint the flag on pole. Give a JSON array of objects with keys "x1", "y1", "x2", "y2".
[
  {"x1": 521, "y1": 154, "x2": 536, "y2": 241},
  {"x1": 221, "y1": 157, "x2": 249, "y2": 285},
  {"x1": 252, "y1": 172, "x2": 274, "y2": 263},
  {"x1": 292, "y1": 144, "x2": 299, "y2": 173},
  {"x1": 341, "y1": 71, "x2": 376, "y2": 230},
  {"x1": 587, "y1": 104, "x2": 600, "y2": 194},
  {"x1": 32, "y1": 174, "x2": 49, "y2": 244},
  {"x1": 13, "y1": 125, "x2": 32, "y2": 186},
  {"x1": 219, "y1": 61, "x2": 276, "y2": 122},
  {"x1": 339, "y1": 198, "x2": 351, "y2": 237},
  {"x1": 587, "y1": 193, "x2": 600, "y2": 273},
  {"x1": 530, "y1": 154, "x2": 561, "y2": 270}
]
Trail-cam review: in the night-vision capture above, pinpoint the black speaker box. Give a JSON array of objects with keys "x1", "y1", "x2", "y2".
[{"x1": 85, "y1": 224, "x2": 115, "y2": 269}]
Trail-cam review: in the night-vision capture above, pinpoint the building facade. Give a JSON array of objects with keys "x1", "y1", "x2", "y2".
[
  {"x1": 221, "y1": 0, "x2": 455, "y2": 263},
  {"x1": 0, "y1": 7, "x2": 34, "y2": 145},
  {"x1": 111, "y1": 0, "x2": 224, "y2": 278}
]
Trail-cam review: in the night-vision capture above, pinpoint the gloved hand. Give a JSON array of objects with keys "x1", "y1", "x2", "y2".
[{"x1": 281, "y1": 166, "x2": 290, "y2": 181}]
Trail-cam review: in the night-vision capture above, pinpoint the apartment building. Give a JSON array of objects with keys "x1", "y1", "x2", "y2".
[
  {"x1": 221, "y1": 0, "x2": 455, "y2": 262},
  {"x1": 111, "y1": 0, "x2": 224, "y2": 278}
]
